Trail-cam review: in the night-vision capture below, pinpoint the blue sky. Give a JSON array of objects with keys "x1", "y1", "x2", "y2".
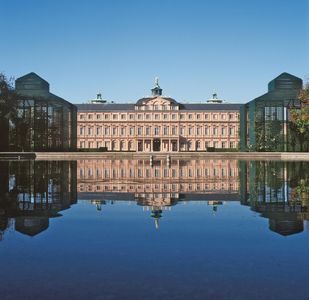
[{"x1": 1, "y1": 0, "x2": 308, "y2": 103}]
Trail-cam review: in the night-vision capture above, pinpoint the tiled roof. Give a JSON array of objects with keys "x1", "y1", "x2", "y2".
[
  {"x1": 76, "y1": 103, "x2": 243, "y2": 111},
  {"x1": 76, "y1": 103, "x2": 135, "y2": 111}
]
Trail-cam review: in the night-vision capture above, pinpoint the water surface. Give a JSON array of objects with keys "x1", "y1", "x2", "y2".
[{"x1": 0, "y1": 159, "x2": 308, "y2": 300}]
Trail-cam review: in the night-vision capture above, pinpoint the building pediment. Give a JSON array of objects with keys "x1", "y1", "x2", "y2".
[{"x1": 135, "y1": 96, "x2": 179, "y2": 110}]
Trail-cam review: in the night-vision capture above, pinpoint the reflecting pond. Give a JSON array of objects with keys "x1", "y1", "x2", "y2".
[{"x1": 0, "y1": 159, "x2": 308, "y2": 300}]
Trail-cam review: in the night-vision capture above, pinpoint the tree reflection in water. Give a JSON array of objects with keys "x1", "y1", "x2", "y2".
[{"x1": 0, "y1": 159, "x2": 308, "y2": 239}]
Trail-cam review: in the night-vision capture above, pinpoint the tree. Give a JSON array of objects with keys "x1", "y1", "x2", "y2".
[
  {"x1": 290, "y1": 82, "x2": 309, "y2": 151},
  {"x1": 0, "y1": 73, "x2": 18, "y2": 151}
]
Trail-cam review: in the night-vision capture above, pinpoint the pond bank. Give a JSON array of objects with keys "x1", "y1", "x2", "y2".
[{"x1": 1, "y1": 152, "x2": 308, "y2": 161}]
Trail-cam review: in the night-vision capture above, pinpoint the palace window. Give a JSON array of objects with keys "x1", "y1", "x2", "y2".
[
  {"x1": 213, "y1": 127, "x2": 218, "y2": 136},
  {"x1": 80, "y1": 127, "x2": 84, "y2": 135},
  {"x1": 88, "y1": 114, "x2": 93, "y2": 120},
  {"x1": 97, "y1": 114, "x2": 101, "y2": 119},
  {"x1": 155, "y1": 114, "x2": 159, "y2": 120},
  {"x1": 172, "y1": 127, "x2": 176, "y2": 135},
  {"x1": 146, "y1": 127, "x2": 150, "y2": 135},
  {"x1": 204, "y1": 114, "x2": 209, "y2": 119},
  {"x1": 146, "y1": 114, "x2": 150, "y2": 120},
  {"x1": 163, "y1": 114, "x2": 168, "y2": 119},
  {"x1": 121, "y1": 114, "x2": 126, "y2": 120},
  {"x1": 188, "y1": 114, "x2": 192, "y2": 120},
  {"x1": 163, "y1": 127, "x2": 168, "y2": 135},
  {"x1": 204, "y1": 127, "x2": 208, "y2": 135},
  {"x1": 104, "y1": 114, "x2": 109, "y2": 119},
  {"x1": 154, "y1": 127, "x2": 159, "y2": 135},
  {"x1": 172, "y1": 114, "x2": 176, "y2": 120},
  {"x1": 221, "y1": 127, "x2": 226, "y2": 135},
  {"x1": 129, "y1": 114, "x2": 134, "y2": 120},
  {"x1": 88, "y1": 127, "x2": 93, "y2": 135},
  {"x1": 112, "y1": 114, "x2": 118, "y2": 120},
  {"x1": 96, "y1": 127, "x2": 101, "y2": 135},
  {"x1": 130, "y1": 127, "x2": 134, "y2": 135},
  {"x1": 138, "y1": 127, "x2": 142, "y2": 135},
  {"x1": 138, "y1": 114, "x2": 142, "y2": 120}
]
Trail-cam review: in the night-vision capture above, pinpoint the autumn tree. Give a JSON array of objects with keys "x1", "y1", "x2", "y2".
[{"x1": 290, "y1": 82, "x2": 309, "y2": 151}]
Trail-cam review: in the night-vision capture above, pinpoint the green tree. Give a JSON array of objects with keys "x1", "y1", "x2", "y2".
[
  {"x1": 0, "y1": 73, "x2": 18, "y2": 151},
  {"x1": 290, "y1": 82, "x2": 309, "y2": 151}
]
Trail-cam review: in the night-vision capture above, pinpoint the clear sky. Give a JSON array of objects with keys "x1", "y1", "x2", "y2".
[{"x1": 1, "y1": 0, "x2": 308, "y2": 103}]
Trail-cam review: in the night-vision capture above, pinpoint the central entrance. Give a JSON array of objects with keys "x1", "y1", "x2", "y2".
[{"x1": 153, "y1": 139, "x2": 161, "y2": 151}]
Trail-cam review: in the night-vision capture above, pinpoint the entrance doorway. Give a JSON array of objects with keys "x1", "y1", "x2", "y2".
[{"x1": 153, "y1": 139, "x2": 161, "y2": 151}]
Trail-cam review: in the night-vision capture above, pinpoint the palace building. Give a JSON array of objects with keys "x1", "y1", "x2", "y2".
[{"x1": 76, "y1": 79, "x2": 241, "y2": 152}]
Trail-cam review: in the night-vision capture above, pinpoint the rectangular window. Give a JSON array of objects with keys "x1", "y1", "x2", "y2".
[
  {"x1": 80, "y1": 127, "x2": 84, "y2": 135},
  {"x1": 172, "y1": 127, "x2": 176, "y2": 135},
  {"x1": 163, "y1": 127, "x2": 168, "y2": 135},
  {"x1": 172, "y1": 114, "x2": 176, "y2": 120},
  {"x1": 96, "y1": 127, "x2": 101, "y2": 135},
  {"x1": 130, "y1": 127, "x2": 134, "y2": 135},
  {"x1": 138, "y1": 127, "x2": 142, "y2": 135},
  {"x1": 146, "y1": 127, "x2": 150, "y2": 135},
  {"x1": 154, "y1": 127, "x2": 159, "y2": 135},
  {"x1": 204, "y1": 127, "x2": 208, "y2": 135}
]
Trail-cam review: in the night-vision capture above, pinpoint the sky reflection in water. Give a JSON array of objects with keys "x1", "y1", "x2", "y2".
[{"x1": 0, "y1": 159, "x2": 308, "y2": 300}]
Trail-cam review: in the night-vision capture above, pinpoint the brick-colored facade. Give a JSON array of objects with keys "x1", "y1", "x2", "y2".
[{"x1": 76, "y1": 82, "x2": 241, "y2": 152}]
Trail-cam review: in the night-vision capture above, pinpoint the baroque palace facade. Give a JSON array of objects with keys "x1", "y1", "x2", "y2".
[{"x1": 76, "y1": 80, "x2": 241, "y2": 152}]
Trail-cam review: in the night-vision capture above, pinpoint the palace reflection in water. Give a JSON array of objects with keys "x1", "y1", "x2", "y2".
[{"x1": 0, "y1": 159, "x2": 308, "y2": 239}]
